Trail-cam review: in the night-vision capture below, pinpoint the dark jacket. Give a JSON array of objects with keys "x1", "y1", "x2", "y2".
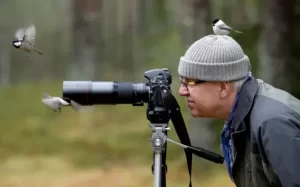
[{"x1": 231, "y1": 78, "x2": 300, "y2": 187}]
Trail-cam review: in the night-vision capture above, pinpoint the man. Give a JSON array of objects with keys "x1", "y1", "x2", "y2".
[{"x1": 177, "y1": 34, "x2": 300, "y2": 187}]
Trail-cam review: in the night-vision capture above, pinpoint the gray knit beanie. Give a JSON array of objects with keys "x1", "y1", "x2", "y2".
[{"x1": 178, "y1": 35, "x2": 251, "y2": 81}]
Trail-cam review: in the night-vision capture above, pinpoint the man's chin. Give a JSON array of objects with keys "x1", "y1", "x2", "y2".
[
  {"x1": 189, "y1": 109, "x2": 202, "y2": 117},
  {"x1": 189, "y1": 108, "x2": 211, "y2": 118}
]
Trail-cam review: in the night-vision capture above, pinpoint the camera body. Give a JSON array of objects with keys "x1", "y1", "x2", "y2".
[{"x1": 62, "y1": 68, "x2": 172, "y2": 106}]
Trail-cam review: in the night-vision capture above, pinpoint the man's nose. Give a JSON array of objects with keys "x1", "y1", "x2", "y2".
[{"x1": 178, "y1": 85, "x2": 188, "y2": 96}]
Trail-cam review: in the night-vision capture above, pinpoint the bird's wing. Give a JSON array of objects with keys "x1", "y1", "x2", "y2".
[
  {"x1": 15, "y1": 27, "x2": 25, "y2": 41},
  {"x1": 24, "y1": 24, "x2": 36, "y2": 45},
  {"x1": 42, "y1": 92, "x2": 53, "y2": 99},
  {"x1": 70, "y1": 100, "x2": 83, "y2": 111},
  {"x1": 218, "y1": 24, "x2": 233, "y2": 31}
]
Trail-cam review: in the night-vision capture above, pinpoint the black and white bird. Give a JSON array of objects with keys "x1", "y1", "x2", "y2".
[
  {"x1": 42, "y1": 92, "x2": 82, "y2": 112},
  {"x1": 12, "y1": 24, "x2": 43, "y2": 56},
  {"x1": 212, "y1": 18, "x2": 243, "y2": 35}
]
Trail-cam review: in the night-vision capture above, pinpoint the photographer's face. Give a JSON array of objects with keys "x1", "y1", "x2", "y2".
[{"x1": 178, "y1": 77, "x2": 221, "y2": 118}]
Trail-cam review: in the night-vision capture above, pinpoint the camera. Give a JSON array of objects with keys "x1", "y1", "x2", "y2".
[
  {"x1": 62, "y1": 68, "x2": 175, "y2": 187},
  {"x1": 62, "y1": 68, "x2": 171, "y2": 106}
]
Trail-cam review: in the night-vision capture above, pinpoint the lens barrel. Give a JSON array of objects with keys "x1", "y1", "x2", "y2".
[{"x1": 63, "y1": 81, "x2": 150, "y2": 105}]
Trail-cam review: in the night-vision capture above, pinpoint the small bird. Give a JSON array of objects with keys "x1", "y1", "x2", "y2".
[
  {"x1": 42, "y1": 92, "x2": 82, "y2": 112},
  {"x1": 12, "y1": 24, "x2": 43, "y2": 56},
  {"x1": 212, "y1": 18, "x2": 243, "y2": 35}
]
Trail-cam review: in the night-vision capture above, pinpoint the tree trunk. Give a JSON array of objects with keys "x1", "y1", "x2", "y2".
[
  {"x1": 290, "y1": 1, "x2": 300, "y2": 98},
  {"x1": 68, "y1": 0, "x2": 102, "y2": 80},
  {"x1": 258, "y1": 0, "x2": 295, "y2": 92},
  {"x1": 119, "y1": 0, "x2": 135, "y2": 79}
]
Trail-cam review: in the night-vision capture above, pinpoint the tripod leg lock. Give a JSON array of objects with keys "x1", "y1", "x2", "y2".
[{"x1": 152, "y1": 163, "x2": 168, "y2": 175}]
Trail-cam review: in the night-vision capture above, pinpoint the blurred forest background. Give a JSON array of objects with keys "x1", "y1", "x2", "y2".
[{"x1": 0, "y1": 0, "x2": 299, "y2": 186}]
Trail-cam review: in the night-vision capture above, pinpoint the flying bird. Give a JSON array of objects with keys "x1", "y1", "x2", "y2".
[
  {"x1": 212, "y1": 18, "x2": 243, "y2": 35},
  {"x1": 42, "y1": 92, "x2": 82, "y2": 112},
  {"x1": 12, "y1": 24, "x2": 43, "y2": 56}
]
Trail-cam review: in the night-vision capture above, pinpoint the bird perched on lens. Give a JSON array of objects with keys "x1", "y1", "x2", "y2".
[
  {"x1": 12, "y1": 24, "x2": 43, "y2": 56},
  {"x1": 41, "y1": 92, "x2": 82, "y2": 112},
  {"x1": 212, "y1": 18, "x2": 243, "y2": 35}
]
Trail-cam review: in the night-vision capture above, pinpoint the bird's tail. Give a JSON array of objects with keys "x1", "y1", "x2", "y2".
[
  {"x1": 234, "y1": 30, "x2": 243, "y2": 34},
  {"x1": 34, "y1": 49, "x2": 43, "y2": 55}
]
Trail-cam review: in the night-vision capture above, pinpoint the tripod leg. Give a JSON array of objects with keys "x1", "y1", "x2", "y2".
[{"x1": 154, "y1": 153, "x2": 162, "y2": 187}]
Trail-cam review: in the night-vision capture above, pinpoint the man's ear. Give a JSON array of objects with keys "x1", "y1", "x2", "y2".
[{"x1": 219, "y1": 82, "x2": 231, "y2": 99}]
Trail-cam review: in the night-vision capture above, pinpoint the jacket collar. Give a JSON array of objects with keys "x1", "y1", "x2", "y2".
[{"x1": 232, "y1": 77, "x2": 259, "y2": 132}]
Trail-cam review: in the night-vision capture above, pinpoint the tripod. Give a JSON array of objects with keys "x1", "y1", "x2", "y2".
[
  {"x1": 149, "y1": 121, "x2": 169, "y2": 187},
  {"x1": 146, "y1": 84, "x2": 172, "y2": 187},
  {"x1": 149, "y1": 119, "x2": 170, "y2": 187}
]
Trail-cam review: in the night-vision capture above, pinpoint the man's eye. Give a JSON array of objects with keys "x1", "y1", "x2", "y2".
[{"x1": 187, "y1": 82, "x2": 196, "y2": 86}]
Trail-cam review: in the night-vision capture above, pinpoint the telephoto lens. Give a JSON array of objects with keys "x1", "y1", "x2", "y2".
[{"x1": 62, "y1": 81, "x2": 150, "y2": 106}]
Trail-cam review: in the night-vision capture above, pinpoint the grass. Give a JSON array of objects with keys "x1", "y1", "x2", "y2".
[
  {"x1": 0, "y1": 158, "x2": 233, "y2": 187},
  {"x1": 0, "y1": 80, "x2": 233, "y2": 186}
]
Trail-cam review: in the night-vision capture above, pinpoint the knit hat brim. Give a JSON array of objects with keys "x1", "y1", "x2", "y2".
[{"x1": 178, "y1": 55, "x2": 251, "y2": 81}]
